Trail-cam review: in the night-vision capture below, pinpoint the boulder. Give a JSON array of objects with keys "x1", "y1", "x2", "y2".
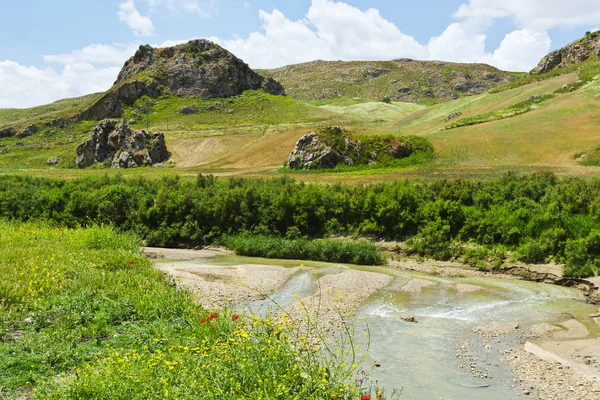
[
  {"x1": 46, "y1": 157, "x2": 63, "y2": 166},
  {"x1": 177, "y1": 106, "x2": 198, "y2": 115},
  {"x1": 75, "y1": 140, "x2": 95, "y2": 168},
  {"x1": 18, "y1": 125, "x2": 38, "y2": 138},
  {"x1": 75, "y1": 120, "x2": 171, "y2": 169},
  {"x1": 401, "y1": 316, "x2": 418, "y2": 323},
  {"x1": 288, "y1": 133, "x2": 344, "y2": 170},
  {"x1": 0, "y1": 127, "x2": 15, "y2": 138},
  {"x1": 287, "y1": 127, "x2": 417, "y2": 170},
  {"x1": 447, "y1": 112, "x2": 462, "y2": 121}
]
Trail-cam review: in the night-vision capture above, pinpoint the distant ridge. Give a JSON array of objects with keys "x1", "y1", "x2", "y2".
[{"x1": 260, "y1": 59, "x2": 515, "y2": 102}]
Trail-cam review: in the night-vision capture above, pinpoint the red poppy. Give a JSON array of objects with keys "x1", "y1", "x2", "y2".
[
  {"x1": 208, "y1": 312, "x2": 218, "y2": 321},
  {"x1": 128, "y1": 261, "x2": 134, "y2": 265},
  {"x1": 200, "y1": 318, "x2": 206, "y2": 324},
  {"x1": 361, "y1": 396, "x2": 371, "y2": 400},
  {"x1": 232, "y1": 315, "x2": 240, "y2": 321}
]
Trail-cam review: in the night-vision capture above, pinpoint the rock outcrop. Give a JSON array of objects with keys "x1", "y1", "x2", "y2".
[
  {"x1": 116, "y1": 40, "x2": 285, "y2": 99},
  {"x1": 0, "y1": 127, "x2": 15, "y2": 138},
  {"x1": 288, "y1": 126, "x2": 415, "y2": 170},
  {"x1": 75, "y1": 120, "x2": 170, "y2": 168},
  {"x1": 18, "y1": 125, "x2": 38, "y2": 138},
  {"x1": 70, "y1": 40, "x2": 285, "y2": 122},
  {"x1": 533, "y1": 31, "x2": 600, "y2": 74}
]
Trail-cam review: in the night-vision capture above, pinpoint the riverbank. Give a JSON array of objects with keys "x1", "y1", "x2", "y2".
[{"x1": 145, "y1": 246, "x2": 600, "y2": 399}]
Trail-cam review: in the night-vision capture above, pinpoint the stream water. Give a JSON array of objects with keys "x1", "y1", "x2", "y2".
[{"x1": 162, "y1": 255, "x2": 599, "y2": 399}]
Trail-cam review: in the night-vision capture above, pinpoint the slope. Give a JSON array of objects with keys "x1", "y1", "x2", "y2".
[{"x1": 260, "y1": 59, "x2": 516, "y2": 102}]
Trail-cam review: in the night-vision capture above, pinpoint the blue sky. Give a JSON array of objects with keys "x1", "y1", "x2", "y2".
[{"x1": 1, "y1": 0, "x2": 600, "y2": 108}]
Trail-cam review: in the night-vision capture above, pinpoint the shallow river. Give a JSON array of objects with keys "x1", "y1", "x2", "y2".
[{"x1": 160, "y1": 255, "x2": 599, "y2": 400}]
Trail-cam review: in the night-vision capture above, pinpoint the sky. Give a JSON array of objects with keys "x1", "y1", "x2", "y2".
[{"x1": 1, "y1": 0, "x2": 600, "y2": 108}]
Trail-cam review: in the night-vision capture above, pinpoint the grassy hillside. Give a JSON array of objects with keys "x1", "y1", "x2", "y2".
[
  {"x1": 260, "y1": 59, "x2": 515, "y2": 102},
  {"x1": 0, "y1": 93, "x2": 102, "y2": 128}
]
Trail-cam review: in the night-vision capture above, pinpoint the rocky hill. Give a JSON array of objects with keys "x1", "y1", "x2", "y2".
[
  {"x1": 260, "y1": 59, "x2": 515, "y2": 102},
  {"x1": 79, "y1": 40, "x2": 285, "y2": 121},
  {"x1": 533, "y1": 31, "x2": 600, "y2": 74}
]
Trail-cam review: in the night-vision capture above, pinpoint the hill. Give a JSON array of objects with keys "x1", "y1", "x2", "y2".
[{"x1": 259, "y1": 59, "x2": 516, "y2": 102}]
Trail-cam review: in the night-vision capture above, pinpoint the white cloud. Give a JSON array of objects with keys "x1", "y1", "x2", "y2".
[
  {"x1": 427, "y1": 22, "x2": 488, "y2": 63},
  {"x1": 490, "y1": 29, "x2": 551, "y2": 71},
  {"x1": 455, "y1": 0, "x2": 600, "y2": 30},
  {"x1": 0, "y1": 60, "x2": 120, "y2": 109},
  {"x1": 214, "y1": 0, "x2": 427, "y2": 69},
  {"x1": 118, "y1": 0, "x2": 154, "y2": 37},
  {"x1": 43, "y1": 43, "x2": 138, "y2": 65},
  {"x1": 213, "y1": 0, "x2": 545, "y2": 72}
]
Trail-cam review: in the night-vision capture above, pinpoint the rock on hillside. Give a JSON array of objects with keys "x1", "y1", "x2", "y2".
[
  {"x1": 288, "y1": 127, "x2": 414, "y2": 170},
  {"x1": 533, "y1": 31, "x2": 600, "y2": 74},
  {"x1": 75, "y1": 120, "x2": 170, "y2": 168},
  {"x1": 261, "y1": 59, "x2": 515, "y2": 102},
  {"x1": 75, "y1": 40, "x2": 285, "y2": 121}
]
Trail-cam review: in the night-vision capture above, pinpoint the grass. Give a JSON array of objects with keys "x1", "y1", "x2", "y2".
[
  {"x1": 0, "y1": 221, "x2": 379, "y2": 399},
  {"x1": 124, "y1": 90, "x2": 338, "y2": 134},
  {"x1": 444, "y1": 94, "x2": 556, "y2": 129},
  {"x1": 260, "y1": 59, "x2": 513, "y2": 102},
  {"x1": 222, "y1": 234, "x2": 384, "y2": 266},
  {"x1": 0, "y1": 93, "x2": 102, "y2": 129}
]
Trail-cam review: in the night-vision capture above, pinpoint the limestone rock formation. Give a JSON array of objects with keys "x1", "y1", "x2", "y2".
[
  {"x1": 71, "y1": 40, "x2": 285, "y2": 122},
  {"x1": 288, "y1": 126, "x2": 414, "y2": 170},
  {"x1": 533, "y1": 32, "x2": 600, "y2": 74},
  {"x1": 75, "y1": 120, "x2": 170, "y2": 168},
  {"x1": 288, "y1": 133, "x2": 349, "y2": 170},
  {"x1": 116, "y1": 40, "x2": 285, "y2": 99}
]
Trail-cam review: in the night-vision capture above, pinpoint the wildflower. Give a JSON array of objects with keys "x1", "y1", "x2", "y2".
[
  {"x1": 128, "y1": 261, "x2": 134, "y2": 265},
  {"x1": 208, "y1": 312, "x2": 218, "y2": 321},
  {"x1": 361, "y1": 396, "x2": 371, "y2": 400},
  {"x1": 232, "y1": 315, "x2": 240, "y2": 321},
  {"x1": 377, "y1": 391, "x2": 383, "y2": 399},
  {"x1": 200, "y1": 318, "x2": 206, "y2": 324}
]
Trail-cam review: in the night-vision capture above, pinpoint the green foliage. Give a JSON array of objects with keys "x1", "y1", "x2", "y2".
[
  {"x1": 0, "y1": 171, "x2": 599, "y2": 277},
  {"x1": 445, "y1": 94, "x2": 555, "y2": 129},
  {"x1": 222, "y1": 234, "x2": 384, "y2": 265},
  {"x1": 0, "y1": 221, "x2": 369, "y2": 399}
]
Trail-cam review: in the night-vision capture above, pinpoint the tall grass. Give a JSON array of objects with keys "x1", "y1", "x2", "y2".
[
  {"x1": 0, "y1": 221, "x2": 377, "y2": 399},
  {"x1": 222, "y1": 234, "x2": 384, "y2": 265}
]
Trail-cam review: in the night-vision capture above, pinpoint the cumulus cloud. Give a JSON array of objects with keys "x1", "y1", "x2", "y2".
[
  {"x1": 0, "y1": 60, "x2": 120, "y2": 109},
  {"x1": 118, "y1": 0, "x2": 154, "y2": 37},
  {"x1": 213, "y1": 0, "x2": 548, "y2": 72},
  {"x1": 455, "y1": 0, "x2": 600, "y2": 30},
  {"x1": 214, "y1": 0, "x2": 427, "y2": 68},
  {"x1": 43, "y1": 43, "x2": 138, "y2": 65},
  {"x1": 490, "y1": 29, "x2": 551, "y2": 71}
]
